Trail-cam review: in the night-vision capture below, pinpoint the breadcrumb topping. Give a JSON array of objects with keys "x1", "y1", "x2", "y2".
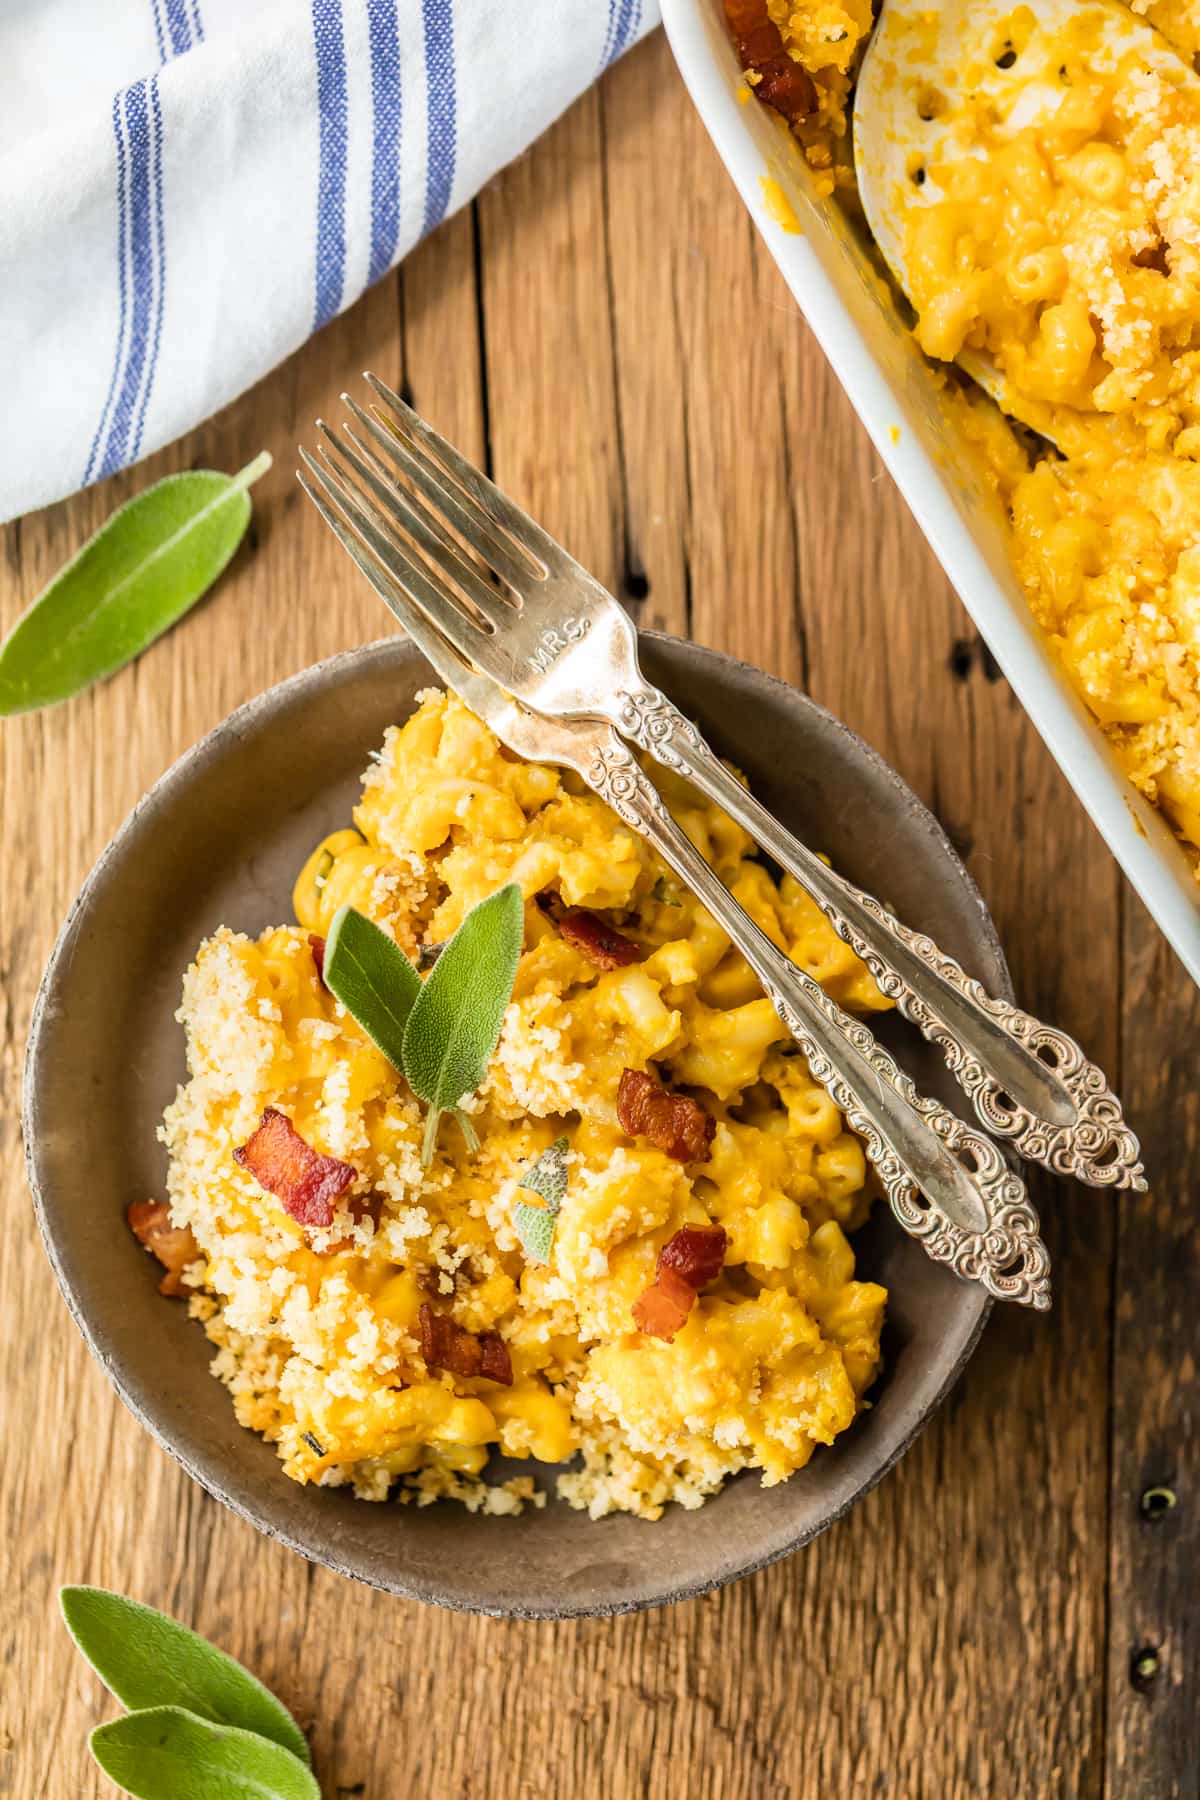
[{"x1": 158, "y1": 692, "x2": 888, "y2": 1518}]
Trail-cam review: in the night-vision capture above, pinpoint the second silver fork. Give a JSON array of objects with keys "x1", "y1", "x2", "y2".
[{"x1": 306, "y1": 375, "x2": 1144, "y2": 1195}]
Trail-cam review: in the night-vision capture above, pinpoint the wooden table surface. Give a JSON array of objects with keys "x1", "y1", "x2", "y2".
[{"x1": 2, "y1": 33, "x2": 1196, "y2": 1800}]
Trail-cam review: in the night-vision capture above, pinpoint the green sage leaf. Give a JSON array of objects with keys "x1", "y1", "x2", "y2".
[
  {"x1": 403, "y1": 883, "x2": 523, "y2": 1163},
  {"x1": 323, "y1": 903, "x2": 422, "y2": 1069},
  {"x1": 518, "y1": 1136, "x2": 569, "y2": 1209},
  {"x1": 60, "y1": 1588, "x2": 308, "y2": 1764},
  {"x1": 513, "y1": 1201, "x2": 556, "y2": 1263},
  {"x1": 89, "y1": 1707, "x2": 320, "y2": 1800},
  {"x1": 0, "y1": 451, "x2": 271, "y2": 715},
  {"x1": 512, "y1": 1137, "x2": 569, "y2": 1264}
]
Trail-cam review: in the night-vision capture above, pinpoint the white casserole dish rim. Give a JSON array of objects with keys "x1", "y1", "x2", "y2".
[{"x1": 660, "y1": 0, "x2": 1200, "y2": 986}]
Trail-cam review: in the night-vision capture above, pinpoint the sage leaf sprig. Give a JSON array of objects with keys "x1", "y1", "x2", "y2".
[
  {"x1": 324, "y1": 883, "x2": 523, "y2": 1165},
  {"x1": 61, "y1": 1587, "x2": 309, "y2": 1762},
  {"x1": 322, "y1": 903, "x2": 421, "y2": 1067},
  {"x1": 60, "y1": 1586, "x2": 315, "y2": 1799},
  {"x1": 90, "y1": 1708, "x2": 320, "y2": 1800},
  {"x1": 512, "y1": 1137, "x2": 569, "y2": 1264},
  {"x1": 403, "y1": 883, "x2": 524, "y2": 1163},
  {"x1": 0, "y1": 451, "x2": 270, "y2": 715}
]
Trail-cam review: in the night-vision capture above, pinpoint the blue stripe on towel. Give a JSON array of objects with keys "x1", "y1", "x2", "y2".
[
  {"x1": 421, "y1": 0, "x2": 456, "y2": 234},
  {"x1": 83, "y1": 94, "x2": 131, "y2": 486},
  {"x1": 600, "y1": 1, "x2": 617, "y2": 68},
  {"x1": 311, "y1": 0, "x2": 349, "y2": 328},
  {"x1": 164, "y1": 0, "x2": 193, "y2": 55},
  {"x1": 190, "y1": 0, "x2": 205, "y2": 44},
  {"x1": 601, "y1": 0, "x2": 641, "y2": 69},
  {"x1": 367, "y1": 0, "x2": 402, "y2": 284},
  {"x1": 604, "y1": 0, "x2": 644, "y2": 69},
  {"x1": 152, "y1": 0, "x2": 195, "y2": 60},
  {"x1": 131, "y1": 78, "x2": 168, "y2": 463},
  {"x1": 97, "y1": 81, "x2": 158, "y2": 478}
]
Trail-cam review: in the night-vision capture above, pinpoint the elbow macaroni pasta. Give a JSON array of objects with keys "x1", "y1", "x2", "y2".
[
  {"x1": 160, "y1": 690, "x2": 889, "y2": 1519},
  {"x1": 754, "y1": 0, "x2": 1200, "y2": 870}
]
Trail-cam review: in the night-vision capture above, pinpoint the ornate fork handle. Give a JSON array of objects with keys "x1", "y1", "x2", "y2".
[
  {"x1": 582, "y1": 733, "x2": 1050, "y2": 1310},
  {"x1": 613, "y1": 684, "x2": 1145, "y2": 1194}
]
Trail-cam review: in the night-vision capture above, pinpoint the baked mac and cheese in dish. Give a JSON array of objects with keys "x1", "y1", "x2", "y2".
[
  {"x1": 133, "y1": 690, "x2": 889, "y2": 1520},
  {"x1": 730, "y1": 0, "x2": 1200, "y2": 872}
]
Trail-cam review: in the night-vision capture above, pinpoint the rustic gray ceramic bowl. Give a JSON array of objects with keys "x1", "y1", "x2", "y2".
[{"x1": 25, "y1": 634, "x2": 1003, "y2": 1618}]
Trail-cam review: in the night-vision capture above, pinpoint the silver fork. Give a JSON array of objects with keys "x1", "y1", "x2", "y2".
[
  {"x1": 301, "y1": 376, "x2": 1144, "y2": 1195},
  {"x1": 298, "y1": 426, "x2": 1051, "y2": 1309}
]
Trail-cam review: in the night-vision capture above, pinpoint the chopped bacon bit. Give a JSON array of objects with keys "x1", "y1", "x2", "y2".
[
  {"x1": 323, "y1": 1190, "x2": 384, "y2": 1254},
  {"x1": 308, "y1": 934, "x2": 326, "y2": 983},
  {"x1": 557, "y1": 907, "x2": 641, "y2": 970},
  {"x1": 478, "y1": 1332, "x2": 513, "y2": 1384},
  {"x1": 660, "y1": 1223, "x2": 729, "y2": 1288},
  {"x1": 127, "y1": 1200, "x2": 200, "y2": 1297},
  {"x1": 617, "y1": 1067, "x2": 715, "y2": 1164},
  {"x1": 723, "y1": 0, "x2": 817, "y2": 124},
  {"x1": 233, "y1": 1107, "x2": 356, "y2": 1229},
  {"x1": 418, "y1": 1303, "x2": 513, "y2": 1386},
  {"x1": 632, "y1": 1264, "x2": 694, "y2": 1340},
  {"x1": 347, "y1": 1190, "x2": 384, "y2": 1232},
  {"x1": 417, "y1": 1256, "x2": 477, "y2": 1296},
  {"x1": 1132, "y1": 238, "x2": 1170, "y2": 274},
  {"x1": 632, "y1": 1224, "x2": 729, "y2": 1342}
]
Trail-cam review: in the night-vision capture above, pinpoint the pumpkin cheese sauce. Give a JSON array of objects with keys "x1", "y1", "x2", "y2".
[
  {"x1": 734, "y1": 0, "x2": 1200, "y2": 870},
  {"x1": 138, "y1": 691, "x2": 890, "y2": 1520}
]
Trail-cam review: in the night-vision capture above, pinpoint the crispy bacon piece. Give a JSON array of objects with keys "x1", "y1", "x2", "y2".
[
  {"x1": 478, "y1": 1333, "x2": 513, "y2": 1385},
  {"x1": 308, "y1": 933, "x2": 326, "y2": 983},
  {"x1": 660, "y1": 1223, "x2": 729, "y2": 1287},
  {"x1": 632, "y1": 1263, "x2": 695, "y2": 1340},
  {"x1": 617, "y1": 1068, "x2": 715, "y2": 1164},
  {"x1": 723, "y1": 0, "x2": 817, "y2": 124},
  {"x1": 127, "y1": 1200, "x2": 200, "y2": 1297},
  {"x1": 233, "y1": 1107, "x2": 355, "y2": 1229},
  {"x1": 632, "y1": 1224, "x2": 729, "y2": 1342},
  {"x1": 1132, "y1": 238, "x2": 1170, "y2": 274},
  {"x1": 557, "y1": 907, "x2": 641, "y2": 970},
  {"x1": 418, "y1": 1303, "x2": 513, "y2": 1385},
  {"x1": 323, "y1": 1190, "x2": 384, "y2": 1255},
  {"x1": 417, "y1": 1255, "x2": 477, "y2": 1297}
]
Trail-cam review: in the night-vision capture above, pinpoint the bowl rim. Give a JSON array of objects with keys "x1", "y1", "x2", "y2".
[
  {"x1": 23, "y1": 632, "x2": 997, "y2": 1618},
  {"x1": 660, "y1": 0, "x2": 1200, "y2": 988}
]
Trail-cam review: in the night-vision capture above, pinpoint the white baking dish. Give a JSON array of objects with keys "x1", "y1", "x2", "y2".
[{"x1": 661, "y1": 0, "x2": 1200, "y2": 985}]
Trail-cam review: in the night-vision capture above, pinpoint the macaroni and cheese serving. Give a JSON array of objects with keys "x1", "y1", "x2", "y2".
[
  {"x1": 735, "y1": 0, "x2": 1200, "y2": 870},
  {"x1": 138, "y1": 691, "x2": 888, "y2": 1519}
]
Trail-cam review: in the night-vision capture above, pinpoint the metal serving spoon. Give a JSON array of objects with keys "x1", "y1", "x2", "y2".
[{"x1": 852, "y1": 0, "x2": 1200, "y2": 436}]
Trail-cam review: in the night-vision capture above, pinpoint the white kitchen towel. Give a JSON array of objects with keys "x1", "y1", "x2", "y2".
[{"x1": 0, "y1": 0, "x2": 658, "y2": 523}]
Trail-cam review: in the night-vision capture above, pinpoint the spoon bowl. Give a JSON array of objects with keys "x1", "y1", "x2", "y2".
[{"x1": 852, "y1": 0, "x2": 1200, "y2": 436}]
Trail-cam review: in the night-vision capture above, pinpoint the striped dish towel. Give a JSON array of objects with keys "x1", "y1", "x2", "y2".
[{"x1": 0, "y1": 0, "x2": 657, "y2": 523}]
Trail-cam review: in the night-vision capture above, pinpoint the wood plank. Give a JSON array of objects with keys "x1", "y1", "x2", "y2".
[
  {"x1": 1106, "y1": 910, "x2": 1200, "y2": 1799},
  {"x1": 474, "y1": 87, "x2": 625, "y2": 596},
  {"x1": 400, "y1": 208, "x2": 488, "y2": 469},
  {"x1": 602, "y1": 36, "x2": 804, "y2": 676}
]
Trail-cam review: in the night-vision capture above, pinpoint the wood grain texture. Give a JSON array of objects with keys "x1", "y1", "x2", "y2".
[
  {"x1": 1106, "y1": 912, "x2": 1200, "y2": 1800},
  {"x1": 0, "y1": 32, "x2": 1195, "y2": 1799}
]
